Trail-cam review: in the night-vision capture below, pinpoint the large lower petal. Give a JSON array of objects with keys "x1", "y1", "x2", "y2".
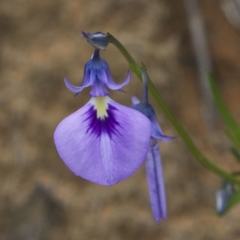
[
  {"x1": 54, "y1": 96, "x2": 151, "y2": 186},
  {"x1": 146, "y1": 139, "x2": 166, "y2": 222}
]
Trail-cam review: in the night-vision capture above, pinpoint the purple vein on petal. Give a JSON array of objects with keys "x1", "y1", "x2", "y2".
[
  {"x1": 84, "y1": 104, "x2": 121, "y2": 138},
  {"x1": 54, "y1": 96, "x2": 152, "y2": 186}
]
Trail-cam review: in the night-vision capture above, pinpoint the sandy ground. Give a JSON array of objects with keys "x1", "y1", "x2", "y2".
[{"x1": 1, "y1": 0, "x2": 240, "y2": 239}]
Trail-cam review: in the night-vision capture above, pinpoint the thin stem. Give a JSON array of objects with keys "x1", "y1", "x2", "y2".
[
  {"x1": 140, "y1": 67, "x2": 148, "y2": 107},
  {"x1": 108, "y1": 32, "x2": 240, "y2": 186}
]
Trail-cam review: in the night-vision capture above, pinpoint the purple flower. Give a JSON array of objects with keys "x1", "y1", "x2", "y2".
[
  {"x1": 64, "y1": 49, "x2": 130, "y2": 97},
  {"x1": 54, "y1": 51, "x2": 152, "y2": 186},
  {"x1": 131, "y1": 68, "x2": 174, "y2": 222},
  {"x1": 216, "y1": 178, "x2": 235, "y2": 215}
]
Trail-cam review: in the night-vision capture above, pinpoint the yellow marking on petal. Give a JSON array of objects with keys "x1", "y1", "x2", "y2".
[{"x1": 92, "y1": 96, "x2": 109, "y2": 119}]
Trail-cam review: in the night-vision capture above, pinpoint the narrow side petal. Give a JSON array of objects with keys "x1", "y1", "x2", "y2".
[
  {"x1": 146, "y1": 140, "x2": 167, "y2": 222},
  {"x1": 150, "y1": 113, "x2": 175, "y2": 142},
  {"x1": 64, "y1": 77, "x2": 89, "y2": 94},
  {"x1": 105, "y1": 69, "x2": 131, "y2": 90},
  {"x1": 54, "y1": 97, "x2": 151, "y2": 185},
  {"x1": 64, "y1": 63, "x2": 93, "y2": 94}
]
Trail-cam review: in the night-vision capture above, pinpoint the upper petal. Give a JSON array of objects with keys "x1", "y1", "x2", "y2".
[
  {"x1": 81, "y1": 31, "x2": 109, "y2": 50},
  {"x1": 54, "y1": 97, "x2": 151, "y2": 186}
]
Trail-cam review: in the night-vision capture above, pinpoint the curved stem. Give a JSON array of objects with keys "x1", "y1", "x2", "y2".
[{"x1": 107, "y1": 32, "x2": 240, "y2": 186}]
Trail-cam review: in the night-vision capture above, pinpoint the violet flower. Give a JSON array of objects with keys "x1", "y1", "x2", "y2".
[
  {"x1": 54, "y1": 49, "x2": 151, "y2": 186},
  {"x1": 216, "y1": 181, "x2": 234, "y2": 215},
  {"x1": 64, "y1": 49, "x2": 130, "y2": 97},
  {"x1": 131, "y1": 68, "x2": 174, "y2": 222}
]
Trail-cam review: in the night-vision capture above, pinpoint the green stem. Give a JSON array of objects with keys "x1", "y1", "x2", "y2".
[{"x1": 107, "y1": 32, "x2": 240, "y2": 186}]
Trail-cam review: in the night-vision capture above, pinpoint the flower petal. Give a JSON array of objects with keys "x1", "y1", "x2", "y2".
[
  {"x1": 81, "y1": 31, "x2": 109, "y2": 50},
  {"x1": 64, "y1": 76, "x2": 91, "y2": 94},
  {"x1": 131, "y1": 96, "x2": 140, "y2": 105},
  {"x1": 131, "y1": 68, "x2": 175, "y2": 142},
  {"x1": 90, "y1": 82, "x2": 109, "y2": 96},
  {"x1": 146, "y1": 139, "x2": 166, "y2": 221},
  {"x1": 64, "y1": 61, "x2": 94, "y2": 94},
  {"x1": 105, "y1": 69, "x2": 130, "y2": 91},
  {"x1": 54, "y1": 96, "x2": 151, "y2": 186},
  {"x1": 216, "y1": 181, "x2": 234, "y2": 215},
  {"x1": 150, "y1": 113, "x2": 175, "y2": 142},
  {"x1": 131, "y1": 100, "x2": 175, "y2": 142}
]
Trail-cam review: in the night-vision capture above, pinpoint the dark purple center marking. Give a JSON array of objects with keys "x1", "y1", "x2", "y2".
[{"x1": 84, "y1": 104, "x2": 121, "y2": 138}]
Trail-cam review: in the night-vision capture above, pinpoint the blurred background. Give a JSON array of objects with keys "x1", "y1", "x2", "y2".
[{"x1": 1, "y1": 0, "x2": 240, "y2": 239}]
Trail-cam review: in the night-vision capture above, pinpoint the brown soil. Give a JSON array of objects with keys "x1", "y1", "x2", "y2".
[{"x1": 1, "y1": 0, "x2": 240, "y2": 239}]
